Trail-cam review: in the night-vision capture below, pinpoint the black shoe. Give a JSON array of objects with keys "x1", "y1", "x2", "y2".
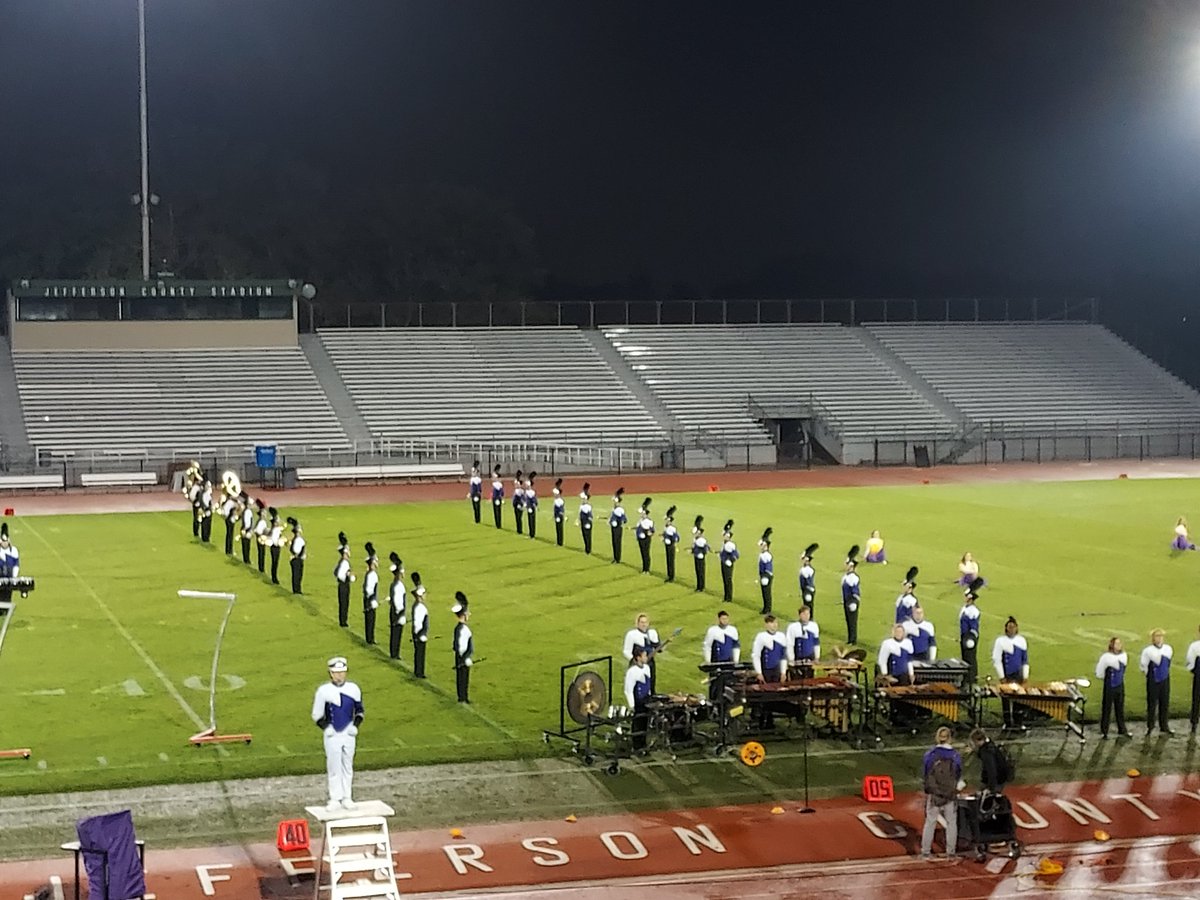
[
  {"x1": 1163, "y1": 729, "x2": 1176, "y2": 736},
  {"x1": 1117, "y1": 731, "x2": 1132, "y2": 738},
  {"x1": 1100, "y1": 733, "x2": 1108, "y2": 740}
]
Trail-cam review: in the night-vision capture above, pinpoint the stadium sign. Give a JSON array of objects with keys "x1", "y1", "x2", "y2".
[{"x1": 12, "y1": 279, "x2": 299, "y2": 299}]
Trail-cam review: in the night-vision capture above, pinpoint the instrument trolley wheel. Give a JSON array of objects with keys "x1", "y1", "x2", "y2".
[
  {"x1": 542, "y1": 732, "x2": 550, "y2": 744},
  {"x1": 606, "y1": 761, "x2": 621, "y2": 776},
  {"x1": 1008, "y1": 841, "x2": 1022, "y2": 859},
  {"x1": 582, "y1": 752, "x2": 596, "y2": 766}
]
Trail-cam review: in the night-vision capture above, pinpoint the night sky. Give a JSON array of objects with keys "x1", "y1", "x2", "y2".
[{"x1": 3, "y1": 0, "x2": 1200, "y2": 306}]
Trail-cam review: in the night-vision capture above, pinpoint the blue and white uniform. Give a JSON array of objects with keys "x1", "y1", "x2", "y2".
[
  {"x1": 958, "y1": 600, "x2": 981, "y2": 681},
  {"x1": 751, "y1": 629, "x2": 788, "y2": 682},
  {"x1": 1096, "y1": 648, "x2": 1129, "y2": 737},
  {"x1": 895, "y1": 591, "x2": 918, "y2": 625},
  {"x1": 311, "y1": 661, "x2": 364, "y2": 808},
  {"x1": 703, "y1": 622, "x2": 741, "y2": 664},
  {"x1": 841, "y1": 569, "x2": 861, "y2": 644},
  {"x1": 1141, "y1": 640, "x2": 1174, "y2": 734},
  {"x1": 468, "y1": 466, "x2": 483, "y2": 524},
  {"x1": 992, "y1": 634, "x2": 1029, "y2": 682},
  {"x1": 785, "y1": 618, "x2": 820, "y2": 664},
  {"x1": 798, "y1": 561, "x2": 815, "y2": 605},
  {"x1": 878, "y1": 635, "x2": 915, "y2": 683},
  {"x1": 624, "y1": 661, "x2": 653, "y2": 707},
  {"x1": 579, "y1": 494, "x2": 594, "y2": 553},
  {"x1": 904, "y1": 618, "x2": 937, "y2": 662}
]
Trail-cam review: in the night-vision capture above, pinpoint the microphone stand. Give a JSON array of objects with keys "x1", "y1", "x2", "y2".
[{"x1": 799, "y1": 700, "x2": 815, "y2": 814}]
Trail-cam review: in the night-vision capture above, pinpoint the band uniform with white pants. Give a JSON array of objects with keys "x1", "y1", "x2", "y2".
[{"x1": 312, "y1": 656, "x2": 364, "y2": 810}]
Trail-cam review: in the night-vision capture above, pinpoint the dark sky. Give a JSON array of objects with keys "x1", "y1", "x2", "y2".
[{"x1": 4, "y1": 0, "x2": 1200, "y2": 298}]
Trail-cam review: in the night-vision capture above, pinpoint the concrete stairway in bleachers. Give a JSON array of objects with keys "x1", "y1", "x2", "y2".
[
  {"x1": 581, "y1": 329, "x2": 687, "y2": 438},
  {"x1": 0, "y1": 335, "x2": 33, "y2": 468},
  {"x1": 299, "y1": 333, "x2": 374, "y2": 447},
  {"x1": 854, "y1": 326, "x2": 970, "y2": 427}
]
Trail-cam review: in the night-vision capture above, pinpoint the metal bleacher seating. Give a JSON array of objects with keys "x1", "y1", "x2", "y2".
[
  {"x1": 603, "y1": 324, "x2": 956, "y2": 443},
  {"x1": 13, "y1": 347, "x2": 350, "y2": 455},
  {"x1": 317, "y1": 326, "x2": 664, "y2": 444},
  {"x1": 866, "y1": 322, "x2": 1200, "y2": 431}
]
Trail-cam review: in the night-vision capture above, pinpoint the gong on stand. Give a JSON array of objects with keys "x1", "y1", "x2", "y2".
[{"x1": 543, "y1": 655, "x2": 622, "y2": 771}]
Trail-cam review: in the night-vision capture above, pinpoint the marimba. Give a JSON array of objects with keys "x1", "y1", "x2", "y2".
[
  {"x1": 876, "y1": 682, "x2": 977, "y2": 727},
  {"x1": 739, "y1": 677, "x2": 857, "y2": 733},
  {"x1": 986, "y1": 681, "x2": 1086, "y2": 740}
]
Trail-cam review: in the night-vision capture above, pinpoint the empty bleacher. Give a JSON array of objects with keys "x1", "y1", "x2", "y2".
[
  {"x1": 866, "y1": 323, "x2": 1200, "y2": 431},
  {"x1": 602, "y1": 324, "x2": 958, "y2": 445},
  {"x1": 14, "y1": 347, "x2": 350, "y2": 455},
  {"x1": 317, "y1": 327, "x2": 665, "y2": 444}
]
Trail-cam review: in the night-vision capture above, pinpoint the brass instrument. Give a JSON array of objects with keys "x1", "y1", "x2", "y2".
[{"x1": 221, "y1": 470, "x2": 241, "y2": 500}]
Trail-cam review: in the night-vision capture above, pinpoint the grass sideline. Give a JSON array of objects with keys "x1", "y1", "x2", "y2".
[{"x1": 1, "y1": 476, "x2": 1198, "y2": 798}]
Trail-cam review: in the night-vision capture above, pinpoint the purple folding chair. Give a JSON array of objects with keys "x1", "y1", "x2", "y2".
[{"x1": 73, "y1": 810, "x2": 146, "y2": 900}]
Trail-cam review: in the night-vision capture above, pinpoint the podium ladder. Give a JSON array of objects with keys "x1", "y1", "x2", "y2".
[{"x1": 323, "y1": 816, "x2": 401, "y2": 900}]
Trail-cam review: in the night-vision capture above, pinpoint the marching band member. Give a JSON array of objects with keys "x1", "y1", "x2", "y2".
[
  {"x1": 958, "y1": 588, "x2": 981, "y2": 684},
  {"x1": 468, "y1": 461, "x2": 483, "y2": 525},
  {"x1": 410, "y1": 573, "x2": 429, "y2": 678},
  {"x1": 786, "y1": 605, "x2": 820, "y2": 667},
  {"x1": 1095, "y1": 637, "x2": 1131, "y2": 739},
  {"x1": 553, "y1": 478, "x2": 566, "y2": 546},
  {"x1": 895, "y1": 567, "x2": 919, "y2": 624},
  {"x1": 865, "y1": 529, "x2": 887, "y2": 564},
  {"x1": 512, "y1": 470, "x2": 526, "y2": 535},
  {"x1": 198, "y1": 479, "x2": 214, "y2": 544},
  {"x1": 757, "y1": 528, "x2": 774, "y2": 614},
  {"x1": 798, "y1": 543, "x2": 818, "y2": 614},
  {"x1": 578, "y1": 483, "x2": 594, "y2": 554},
  {"x1": 1187, "y1": 624, "x2": 1200, "y2": 734},
  {"x1": 636, "y1": 499, "x2": 655, "y2": 573},
  {"x1": 362, "y1": 552, "x2": 379, "y2": 646},
  {"x1": 623, "y1": 613, "x2": 664, "y2": 693},
  {"x1": 490, "y1": 465, "x2": 505, "y2": 529},
  {"x1": 239, "y1": 493, "x2": 254, "y2": 564},
  {"x1": 751, "y1": 616, "x2": 788, "y2": 727},
  {"x1": 253, "y1": 500, "x2": 269, "y2": 574},
  {"x1": 387, "y1": 552, "x2": 406, "y2": 661},
  {"x1": 1173, "y1": 517, "x2": 1197, "y2": 551},
  {"x1": 1140, "y1": 628, "x2": 1174, "y2": 736},
  {"x1": 692, "y1": 516, "x2": 710, "y2": 592},
  {"x1": 662, "y1": 506, "x2": 680, "y2": 582},
  {"x1": 312, "y1": 656, "x2": 364, "y2": 811},
  {"x1": 842, "y1": 546, "x2": 861, "y2": 644},
  {"x1": 609, "y1": 488, "x2": 627, "y2": 564},
  {"x1": 957, "y1": 552, "x2": 985, "y2": 590},
  {"x1": 625, "y1": 647, "x2": 653, "y2": 751},
  {"x1": 525, "y1": 472, "x2": 538, "y2": 540},
  {"x1": 992, "y1": 616, "x2": 1029, "y2": 729},
  {"x1": 220, "y1": 487, "x2": 238, "y2": 556},
  {"x1": 267, "y1": 508, "x2": 284, "y2": 585},
  {"x1": 719, "y1": 520, "x2": 739, "y2": 603},
  {"x1": 187, "y1": 467, "x2": 203, "y2": 539},
  {"x1": 333, "y1": 540, "x2": 354, "y2": 627},
  {"x1": 453, "y1": 593, "x2": 474, "y2": 703},
  {"x1": 878, "y1": 623, "x2": 915, "y2": 686},
  {"x1": 703, "y1": 609, "x2": 741, "y2": 701},
  {"x1": 904, "y1": 605, "x2": 937, "y2": 662},
  {"x1": 0, "y1": 523, "x2": 18, "y2": 615},
  {"x1": 288, "y1": 517, "x2": 306, "y2": 594}
]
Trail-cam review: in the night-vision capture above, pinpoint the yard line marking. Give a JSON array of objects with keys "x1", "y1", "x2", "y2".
[
  {"x1": 20, "y1": 520, "x2": 207, "y2": 730},
  {"x1": 158, "y1": 752, "x2": 170, "y2": 762},
  {"x1": 22, "y1": 688, "x2": 66, "y2": 696},
  {"x1": 392, "y1": 736, "x2": 407, "y2": 747},
  {"x1": 447, "y1": 733, "x2": 464, "y2": 743},
  {"x1": 96, "y1": 757, "x2": 107, "y2": 766},
  {"x1": 277, "y1": 745, "x2": 291, "y2": 755}
]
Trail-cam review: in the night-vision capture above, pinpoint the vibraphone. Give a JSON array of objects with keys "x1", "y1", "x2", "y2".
[
  {"x1": 875, "y1": 682, "x2": 978, "y2": 731},
  {"x1": 737, "y1": 676, "x2": 858, "y2": 734},
  {"x1": 986, "y1": 681, "x2": 1086, "y2": 741},
  {"x1": 912, "y1": 659, "x2": 971, "y2": 689}
]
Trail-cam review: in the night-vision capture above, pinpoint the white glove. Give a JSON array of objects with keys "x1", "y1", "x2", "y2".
[
  {"x1": 804, "y1": 592, "x2": 814, "y2": 602},
  {"x1": 370, "y1": 600, "x2": 378, "y2": 610},
  {"x1": 350, "y1": 574, "x2": 357, "y2": 583},
  {"x1": 346, "y1": 724, "x2": 358, "y2": 737},
  {"x1": 398, "y1": 616, "x2": 407, "y2": 625},
  {"x1": 324, "y1": 725, "x2": 335, "y2": 737},
  {"x1": 420, "y1": 635, "x2": 427, "y2": 643},
  {"x1": 760, "y1": 577, "x2": 770, "y2": 586},
  {"x1": 465, "y1": 658, "x2": 473, "y2": 667},
  {"x1": 1022, "y1": 665, "x2": 1030, "y2": 681},
  {"x1": 724, "y1": 559, "x2": 733, "y2": 567},
  {"x1": 848, "y1": 602, "x2": 858, "y2": 613},
  {"x1": 965, "y1": 638, "x2": 975, "y2": 649}
]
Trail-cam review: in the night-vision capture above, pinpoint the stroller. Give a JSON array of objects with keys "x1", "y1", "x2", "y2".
[{"x1": 957, "y1": 791, "x2": 1022, "y2": 861}]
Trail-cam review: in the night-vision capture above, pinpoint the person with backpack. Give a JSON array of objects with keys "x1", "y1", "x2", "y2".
[
  {"x1": 968, "y1": 728, "x2": 1012, "y2": 793},
  {"x1": 921, "y1": 726, "x2": 963, "y2": 860}
]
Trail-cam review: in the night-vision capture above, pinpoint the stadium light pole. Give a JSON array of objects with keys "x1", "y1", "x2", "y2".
[{"x1": 137, "y1": 0, "x2": 151, "y2": 280}]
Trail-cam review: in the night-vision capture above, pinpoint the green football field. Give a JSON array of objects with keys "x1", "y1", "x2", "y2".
[{"x1": 1, "y1": 476, "x2": 1197, "y2": 797}]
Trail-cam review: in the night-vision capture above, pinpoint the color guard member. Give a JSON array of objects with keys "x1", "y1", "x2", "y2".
[
  {"x1": 662, "y1": 506, "x2": 680, "y2": 582},
  {"x1": 636, "y1": 498, "x2": 655, "y2": 573},
  {"x1": 1095, "y1": 637, "x2": 1131, "y2": 739},
  {"x1": 757, "y1": 528, "x2": 774, "y2": 614},
  {"x1": 512, "y1": 470, "x2": 526, "y2": 535},
  {"x1": 387, "y1": 552, "x2": 406, "y2": 661},
  {"x1": 609, "y1": 488, "x2": 627, "y2": 563},
  {"x1": 842, "y1": 547, "x2": 862, "y2": 644},
  {"x1": 1140, "y1": 628, "x2": 1174, "y2": 736},
  {"x1": 579, "y1": 483, "x2": 594, "y2": 553},
  {"x1": 333, "y1": 541, "x2": 353, "y2": 627},
  {"x1": 453, "y1": 593, "x2": 474, "y2": 703},
  {"x1": 411, "y1": 573, "x2": 429, "y2": 678},
  {"x1": 288, "y1": 517, "x2": 306, "y2": 594},
  {"x1": 692, "y1": 516, "x2": 710, "y2": 592},
  {"x1": 490, "y1": 465, "x2": 505, "y2": 529},
  {"x1": 553, "y1": 478, "x2": 566, "y2": 546},
  {"x1": 798, "y1": 543, "x2": 818, "y2": 615},
  {"x1": 865, "y1": 529, "x2": 887, "y2": 564},
  {"x1": 719, "y1": 520, "x2": 739, "y2": 603},
  {"x1": 468, "y1": 461, "x2": 483, "y2": 524}
]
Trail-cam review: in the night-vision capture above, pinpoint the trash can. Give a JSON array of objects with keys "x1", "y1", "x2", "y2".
[
  {"x1": 255, "y1": 445, "x2": 277, "y2": 469},
  {"x1": 283, "y1": 467, "x2": 299, "y2": 490}
]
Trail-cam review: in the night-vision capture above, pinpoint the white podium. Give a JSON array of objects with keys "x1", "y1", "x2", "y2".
[{"x1": 305, "y1": 801, "x2": 399, "y2": 900}]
